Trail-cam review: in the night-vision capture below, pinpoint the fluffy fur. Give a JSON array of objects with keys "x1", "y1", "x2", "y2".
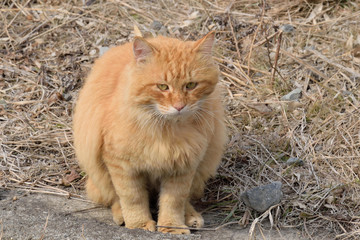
[{"x1": 73, "y1": 31, "x2": 227, "y2": 234}]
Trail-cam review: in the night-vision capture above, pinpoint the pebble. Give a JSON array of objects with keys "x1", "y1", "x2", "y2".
[
  {"x1": 150, "y1": 21, "x2": 163, "y2": 31},
  {"x1": 0, "y1": 99, "x2": 7, "y2": 105},
  {"x1": 281, "y1": 88, "x2": 302, "y2": 101},
  {"x1": 280, "y1": 24, "x2": 295, "y2": 33},
  {"x1": 286, "y1": 157, "x2": 304, "y2": 166},
  {"x1": 89, "y1": 49, "x2": 97, "y2": 56},
  {"x1": 99, "y1": 46, "x2": 109, "y2": 56},
  {"x1": 241, "y1": 181, "x2": 283, "y2": 212},
  {"x1": 62, "y1": 93, "x2": 72, "y2": 101}
]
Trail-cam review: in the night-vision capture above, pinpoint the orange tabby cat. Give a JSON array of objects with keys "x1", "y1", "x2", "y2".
[{"x1": 73, "y1": 31, "x2": 227, "y2": 234}]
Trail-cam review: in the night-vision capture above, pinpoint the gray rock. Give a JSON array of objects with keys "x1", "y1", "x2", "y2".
[
  {"x1": 241, "y1": 181, "x2": 283, "y2": 212},
  {"x1": 280, "y1": 24, "x2": 295, "y2": 33},
  {"x1": 0, "y1": 99, "x2": 7, "y2": 106},
  {"x1": 99, "y1": 46, "x2": 109, "y2": 56},
  {"x1": 342, "y1": 90, "x2": 352, "y2": 96},
  {"x1": 286, "y1": 157, "x2": 304, "y2": 166},
  {"x1": 62, "y1": 93, "x2": 72, "y2": 101},
  {"x1": 281, "y1": 88, "x2": 302, "y2": 101},
  {"x1": 150, "y1": 21, "x2": 164, "y2": 31}
]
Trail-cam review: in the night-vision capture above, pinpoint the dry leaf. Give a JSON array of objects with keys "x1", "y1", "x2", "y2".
[
  {"x1": 353, "y1": 45, "x2": 360, "y2": 58},
  {"x1": 247, "y1": 103, "x2": 273, "y2": 114},
  {"x1": 304, "y1": 3, "x2": 323, "y2": 24},
  {"x1": 324, "y1": 204, "x2": 337, "y2": 210},
  {"x1": 26, "y1": 14, "x2": 33, "y2": 21},
  {"x1": 47, "y1": 92, "x2": 63, "y2": 105},
  {"x1": 34, "y1": 60, "x2": 41, "y2": 69},
  {"x1": 62, "y1": 169, "x2": 81, "y2": 186},
  {"x1": 188, "y1": 11, "x2": 200, "y2": 19},
  {"x1": 182, "y1": 20, "x2": 193, "y2": 28},
  {"x1": 323, "y1": 13, "x2": 330, "y2": 21},
  {"x1": 346, "y1": 34, "x2": 353, "y2": 50},
  {"x1": 34, "y1": 38, "x2": 44, "y2": 45},
  {"x1": 76, "y1": 19, "x2": 85, "y2": 27},
  {"x1": 293, "y1": 201, "x2": 307, "y2": 209},
  {"x1": 133, "y1": 24, "x2": 143, "y2": 37},
  {"x1": 356, "y1": 34, "x2": 360, "y2": 45}
]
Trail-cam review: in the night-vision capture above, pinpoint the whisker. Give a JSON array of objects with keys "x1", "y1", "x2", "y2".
[
  {"x1": 195, "y1": 110, "x2": 214, "y2": 135},
  {"x1": 198, "y1": 108, "x2": 215, "y2": 117},
  {"x1": 194, "y1": 112, "x2": 206, "y2": 133}
]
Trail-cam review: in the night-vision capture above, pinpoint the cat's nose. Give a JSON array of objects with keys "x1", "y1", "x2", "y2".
[{"x1": 173, "y1": 103, "x2": 185, "y2": 112}]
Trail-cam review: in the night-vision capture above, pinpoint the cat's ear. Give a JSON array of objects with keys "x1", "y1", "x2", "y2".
[
  {"x1": 193, "y1": 31, "x2": 215, "y2": 56},
  {"x1": 133, "y1": 37, "x2": 156, "y2": 63}
]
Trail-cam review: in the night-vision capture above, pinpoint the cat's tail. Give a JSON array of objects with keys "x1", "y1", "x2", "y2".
[
  {"x1": 86, "y1": 177, "x2": 116, "y2": 206},
  {"x1": 73, "y1": 85, "x2": 116, "y2": 206}
]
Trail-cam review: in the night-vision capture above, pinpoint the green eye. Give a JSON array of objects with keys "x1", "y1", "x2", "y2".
[
  {"x1": 157, "y1": 84, "x2": 169, "y2": 91},
  {"x1": 186, "y1": 82, "x2": 197, "y2": 90}
]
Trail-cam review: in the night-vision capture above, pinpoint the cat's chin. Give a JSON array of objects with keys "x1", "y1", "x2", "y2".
[
  {"x1": 161, "y1": 112, "x2": 192, "y2": 122},
  {"x1": 154, "y1": 107, "x2": 187, "y2": 118}
]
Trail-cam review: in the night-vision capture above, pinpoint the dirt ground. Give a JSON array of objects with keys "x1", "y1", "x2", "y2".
[{"x1": 0, "y1": 190, "x2": 308, "y2": 240}]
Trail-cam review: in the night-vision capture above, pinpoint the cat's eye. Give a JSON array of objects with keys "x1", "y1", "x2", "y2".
[
  {"x1": 157, "y1": 84, "x2": 169, "y2": 91},
  {"x1": 185, "y1": 82, "x2": 197, "y2": 90}
]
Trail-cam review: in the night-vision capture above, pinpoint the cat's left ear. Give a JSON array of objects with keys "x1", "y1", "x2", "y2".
[
  {"x1": 133, "y1": 37, "x2": 157, "y2": 63},
  {"x1": 193, "y1": 31, "x2": 215, "y2": 56}
]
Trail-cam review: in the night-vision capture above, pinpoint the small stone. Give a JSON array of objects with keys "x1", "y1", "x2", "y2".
[
  {"x1": 353, "y1": 45, "x2": 360, "y2": 58},
  {"x1": 350, "y1": 75, "x2": 360, "y2": 81},
  {"x1": 241, "y1": 181, "x2": 283, "y2": 212},
  {"x1": 86, "y1": 0, "x2": 96, "y2": 6},
  {"x1": 281, "y1": 88, "x2": 302, "y2": 101},
  {"x1": 342, "y1": 90, "x2": 352, "y2": 96},
  {"x1": 280, "y1": 24, "x2": 295, "y2": 33},
  {"x1": 89, "y1": 49, "x2": 97, "y2": 56},
  {"x1": 62, "y1": 93, "x2": 72, "y2": 101},
  {"x1": 253, "y1": 72, "x2": 263, "y2": 78},
  {"x1": 99, "y1": 46, "x2": 109, "y2": 56},
  {"x1": 150, "y1": 21, "x2": 163, "y2": 31},
  {"x1": 286, "y1": 157, "x2": 304, "y2": 166},
  {"x1": 326, "y1": 195, "x2": 335, "y2": 204}
]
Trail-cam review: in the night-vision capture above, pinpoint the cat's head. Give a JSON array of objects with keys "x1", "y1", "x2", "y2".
[{"x1": 129, "y1": 32, "x2": 219, "y2": 121}]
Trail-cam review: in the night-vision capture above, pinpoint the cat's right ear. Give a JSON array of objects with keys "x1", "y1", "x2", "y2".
[
  {"x1": 133, "y1": 37, "x2": 156, "y2": 63},
  {"x1": 193, "y1": 31, "x2": 215, "y2": 56}
]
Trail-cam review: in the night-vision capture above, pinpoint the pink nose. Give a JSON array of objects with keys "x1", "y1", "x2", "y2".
[{"x1": 173, "y1": 103, "x2": 185, "y2": 111}]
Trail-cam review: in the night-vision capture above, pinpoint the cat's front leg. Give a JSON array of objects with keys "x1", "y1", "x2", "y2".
[
  {"x1": 185, "y1": 201, "x2": 204, "y2": 228},
  {"x1": 106, "y1": 164, "x2": 156, "y2": 232},
  {"x1": 157, "y1": 171, "x2": 195, "y2": 234}
]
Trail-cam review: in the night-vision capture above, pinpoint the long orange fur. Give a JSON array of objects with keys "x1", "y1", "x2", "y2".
[{"x1": 73, "y1": 32, "x2": 227, "y2": 234}]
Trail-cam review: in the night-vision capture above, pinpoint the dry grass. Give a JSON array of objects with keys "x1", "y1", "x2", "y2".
[{"x1": 1, "y1": 0, "x2": 360, "y2": 239}]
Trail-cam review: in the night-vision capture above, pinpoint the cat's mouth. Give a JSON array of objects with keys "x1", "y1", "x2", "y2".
[
  {"x1": 155, "y1": 104, "x2": 195, "y2": 119},
  {"x1": 139, "y1": 103, "x2": 201, "y2": 125}
]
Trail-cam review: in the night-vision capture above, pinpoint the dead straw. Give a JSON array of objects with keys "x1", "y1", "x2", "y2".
[{"x1": 1, "y1": 0, "x2": 360, "y2": 239}]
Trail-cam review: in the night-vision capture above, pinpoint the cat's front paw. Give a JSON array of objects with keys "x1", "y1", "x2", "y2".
[
  {"x1": 185, "y1": 211, "x2": 204, "y2": 228},
  {"x1": 185, "y1": 202, "x2": 204, "y2": 228},
  {"x1": 157, "y1": 224, "x2": 191, "y2": 235},
  {"x1": 142, "y1": 220, "x2": 156, "y2": 232},
  {"x1": 113, "y1": 214, "x2": 124, "y2": 225},
  {"x1": 126, "y1": 220, "x2": 156, "y2": 232},
  {"x1": 111, "y1": 202, "x2": 124, "y2": 225}
]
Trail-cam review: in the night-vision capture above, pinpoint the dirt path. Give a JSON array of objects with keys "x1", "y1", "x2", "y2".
[{"x1": 0, "y1": 190, "x2": 306, "y2": 240}]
